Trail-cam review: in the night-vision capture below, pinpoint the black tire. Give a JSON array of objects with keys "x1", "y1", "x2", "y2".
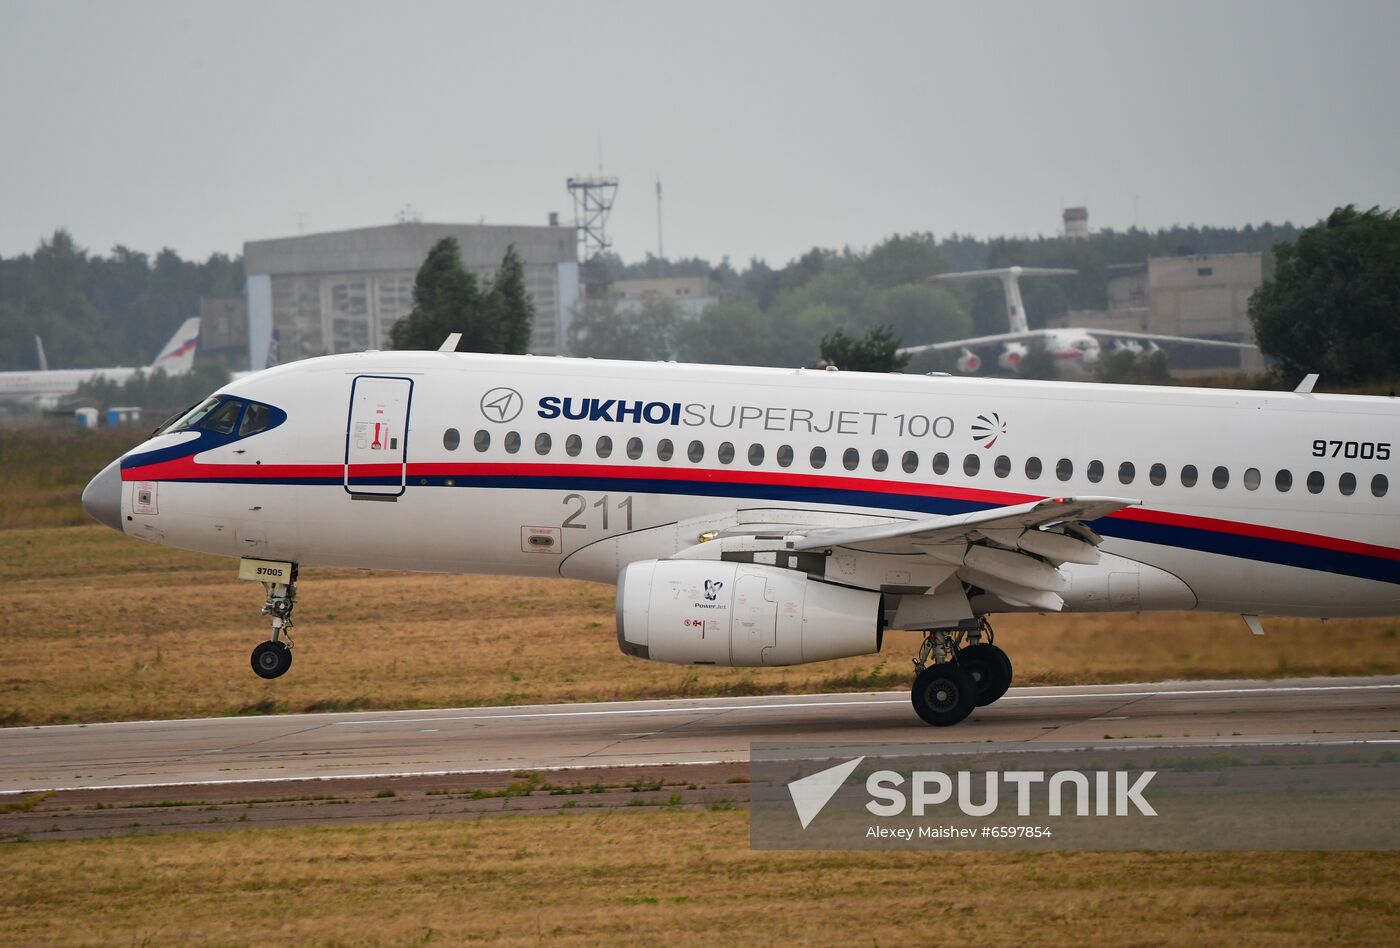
[
  {"x1": 911, "y1": 662, "x2": 978, "y2": 726},
  {"x1": 251, "y1": 640, "x2": 292, "y2": 679},
  {"x1": 960, "y1": 643, "x2": 1013, "y2": 707}
]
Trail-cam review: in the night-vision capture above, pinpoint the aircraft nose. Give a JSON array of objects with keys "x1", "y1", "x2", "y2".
[{"x1": 81, "y1": 458, "x2": 124, "y2": 532}]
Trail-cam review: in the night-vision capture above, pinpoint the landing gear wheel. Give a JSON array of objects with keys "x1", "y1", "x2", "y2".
[
  {"x1": 960, "y1": 643, "x2": 1013, "y2": 707},
  {"x1": 911, "y1": 662, "x2": 978, "y2": 727},
  {"x1": 251, "y1": 640, "x2": 292, "y2": 680}
]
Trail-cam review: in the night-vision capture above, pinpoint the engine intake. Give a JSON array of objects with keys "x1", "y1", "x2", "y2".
[{"x1": 617, "y1": 560, "x2": 882, "y2": 666}]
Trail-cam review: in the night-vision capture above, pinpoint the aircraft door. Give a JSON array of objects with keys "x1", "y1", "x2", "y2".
[{"x1": 345, "y1": 375, "x2": 413, "y2": 497}]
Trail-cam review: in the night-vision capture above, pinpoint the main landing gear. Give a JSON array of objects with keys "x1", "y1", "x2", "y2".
[
  {"x1": 910, "y1": 619, "x2": 1013, "y2": 727},
  {"x1": 251, "y1": 569, "x2": 298, "y2": 680}
]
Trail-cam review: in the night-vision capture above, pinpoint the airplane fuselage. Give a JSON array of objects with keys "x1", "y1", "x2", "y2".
[{"x1": 101, "y1": 351, "x2": 1398, "y2": 619}]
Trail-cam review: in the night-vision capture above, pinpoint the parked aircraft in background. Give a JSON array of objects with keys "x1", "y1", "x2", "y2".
[
  {"x1": 0, "y1": 318, "x2": 201, "y2": 410},
  {"x1": 900, "y1": 267, "x2": 1257, "y2": 376},
  {"x1": 81, "y1": 347, "x2": 1398, "y2": 726}
]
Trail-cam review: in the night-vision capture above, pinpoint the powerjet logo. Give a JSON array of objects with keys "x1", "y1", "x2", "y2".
[{"x1": 788, "y1": 758, "x2": 1157, "y2": 829}]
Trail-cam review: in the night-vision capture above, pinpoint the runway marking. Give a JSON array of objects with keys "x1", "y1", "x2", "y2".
[{"x1": 330, "y1": 683, "x2": 1400, "y2": 727}]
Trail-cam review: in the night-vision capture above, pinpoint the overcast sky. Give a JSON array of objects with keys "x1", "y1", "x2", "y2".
[{"x1": 2, "y1": 0, "x2": 1397, "y2": 266}]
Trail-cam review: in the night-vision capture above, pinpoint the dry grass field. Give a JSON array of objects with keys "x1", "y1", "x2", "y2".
[
  {"x1": 0, "y1": 427, "x2": 146, "y2": 529},
  {"x1": 1, "y1": 525, "x2": 1397, "y2": 726},
  {"x1": 2, "y1": 810, "x2": 1397, "y2": 945}
]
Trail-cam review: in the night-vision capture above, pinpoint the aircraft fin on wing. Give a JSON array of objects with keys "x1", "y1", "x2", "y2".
[{"x1": 149, "y1": 317, "x2": 201, "y2": 375}]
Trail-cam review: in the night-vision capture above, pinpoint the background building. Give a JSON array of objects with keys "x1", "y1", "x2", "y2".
[
  {"x1": 243, "y1": 221, "x2": 579, "y2": 368},
  {"x1": 611, "y1": 275, "x2": 717, "y2": 318},
  {"x1": 197, "y1": 297, "x2": 249, "y2": 371},
  {"x1": 1051, "y1": 251, "x2": 1265, "y2": 373}
]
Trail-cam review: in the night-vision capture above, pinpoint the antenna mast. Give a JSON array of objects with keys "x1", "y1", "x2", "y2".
[{"x1": 567, "y1": 175, "x2": 619, "y2": 298}]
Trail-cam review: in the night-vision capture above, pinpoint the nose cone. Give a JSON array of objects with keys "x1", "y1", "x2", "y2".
[{"x1": 82, "y1": 458, "x2": 124, "y2": 532}]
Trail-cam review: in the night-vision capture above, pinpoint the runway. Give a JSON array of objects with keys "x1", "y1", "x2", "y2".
[{"x1": 4, "y1": 675, "x2": 1399, "y2": 795}]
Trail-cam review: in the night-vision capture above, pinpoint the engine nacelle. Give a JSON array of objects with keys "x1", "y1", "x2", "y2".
[
  {"x1": 956, "y1": 347, "x2": 982, "y2": 374},
  {"x1": 998, "y1": 342, "x2": 1028, "y2": 371},
  {"x1": 617, "y1": 560, "x2": 882, "y2": 666}
]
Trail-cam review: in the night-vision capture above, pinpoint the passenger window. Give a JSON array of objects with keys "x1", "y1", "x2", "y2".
[
  {"x1": 596, "y1": 436, "x2": 612, "y2": 459},
  {"x1": 1373, "y1": 474, "x2": 1389, "y2": 498},
  {"x1": 1212, "y1": 466, "x2": 1229, "y2": 489},
  {"x1": 688, "y1": 440, "x2": 704, "y2": 463},
  {"x1": 1119, "y1": 461, "x2": 1135, "y2": 485},
  {"x1": 535, "y1": 433, "x2": 551, "y2": 455},
  {"x1": 1087, "y1": 460, "x2": 1104, "y2": 484},
  {"x1": 1275, "y1": 469, "x2": 1292, "y2": 492},
  {"x1": 626, "y1": 437, "x2": 643, "y2": 460},
  {"x1": 1243, "y1": 468, "x2": 1261, "y2": 491},
  {"x1": 566, "y1": 434, "x2": 582, "y2": 457},
  {"x1": 843, "y1": 448, "x2": 860, "y2": 471},
  {"x1": 777, "y1": 445, "x2": 794, "y2": 468},
  {"x1": 994, "y1": 455, "x2": 1010, "y2": 478},
  {"x1": 442, "y1": 428, "x2": 460, "y2": 451},
  {"x1": 1181, "y1": 464, "x2": 1198, "y2": 487},
  {"x1": 964, "y1": 454, "x2": 980, "y2": 476},
  {"x1": 1056, "y1": 458, "x2": 1073, "y2": 481},
  {"x1": 872, "y1": 449, "x2": 888, "y2": 472},
  {"x1": 657, "y1": 438, "x2": 674, "y2": 461},
  {"x1": 1339, "y1": 472, "x2": 1356, "y2": 496},
  {"x1": 200, "y1": 400, "x2": 243, "y2": 434},
  {"x1": 1307, "y1": 471, "x2": 1324, "y2": 494},
  {"x1": 718, "y1": 441, "x2": 735, "y2": 464},
  {"x1": 901, "y1": 451, "x2": 918, "y2": 474},
  {"x1": 1149, "y1": 463, "x2": 1166, "y2": 486},
  {"x1": 932, "y1": 453, "x2": 949, "y2": 475},
  {"x1": 810, "y1": 446, "x2": 827, "y2": 469},
  {"x1": 473, "y1": 429, "x2": 490, "y2": 452},
  {"x1": 1025, "y1": 456, "x2": 1042, "y2": 480},
  {"x1": 748, "y1": 443, "x2": 765, "y2": 465},
  {"x1": 239, "y1": 403, "x2": 271, "y2": 436},
  {"x1": 504, "y1": 431, "x2": 521, "y2": 454}
]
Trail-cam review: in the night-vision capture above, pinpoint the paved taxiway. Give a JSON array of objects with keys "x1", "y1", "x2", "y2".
[{"x1": 3, "y1": 676, "x2": 1398, "y2": 794}]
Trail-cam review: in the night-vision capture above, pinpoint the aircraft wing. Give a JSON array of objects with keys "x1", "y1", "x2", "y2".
[
  {"x1": 686, "y1": 496, "x2": 1139, "y2": 612},
  {"x1": 1085, "y1": 329, "x2": 1258, "y2": 350},
  {"x1": 933, "y1": 267, "x2": 1077, "y2": 281},
  {"x1": 897, "y1": 330, "x2": 1047, "y2": 356},
  {"x1": 788, "y1": 496, "x2": 1137, "y2": 554}
]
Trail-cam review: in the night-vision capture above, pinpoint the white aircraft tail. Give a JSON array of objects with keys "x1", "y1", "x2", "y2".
[
  {"x1": 935, "y1": 267, "x2": 1077, "y2": 335},
  {"x1": 34, "y1": 335, "x2": 48, "y2": 372},
  {"x1": 149, "y1": 317, "x2": 201, "y2": 375}
]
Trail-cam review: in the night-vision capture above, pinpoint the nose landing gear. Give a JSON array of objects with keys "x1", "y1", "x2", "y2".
[{"x1": 251, "y1": 570, "x2": 297, "y2": 680}]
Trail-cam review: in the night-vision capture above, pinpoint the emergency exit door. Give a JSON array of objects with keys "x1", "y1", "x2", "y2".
[{"x1": 345, "y1": 376, "x2": 413, "y2": 497}]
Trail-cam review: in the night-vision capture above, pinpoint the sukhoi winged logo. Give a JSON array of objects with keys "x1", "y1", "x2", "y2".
[{"x1": 480, "y1": 387, "x2": 523, "y2": 424}]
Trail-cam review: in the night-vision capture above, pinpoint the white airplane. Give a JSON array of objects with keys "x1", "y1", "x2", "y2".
[
  {"x1": 901, "y1": 267, "x2": 1256, "y2": 375},
  {"x1": 81, "y1": 349, "x2": 1398, "y2": 726},
  {"x1": 0, "y1": 317, "x2": 201, "y2": 410}
]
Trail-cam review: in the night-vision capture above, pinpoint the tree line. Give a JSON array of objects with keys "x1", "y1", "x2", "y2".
[{"x1": 0, "y1": 230, "x2": 242, "y2": 372}]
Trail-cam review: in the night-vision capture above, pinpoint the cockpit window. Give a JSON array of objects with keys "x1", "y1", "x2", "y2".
[
  {"x1": 239, "y1": 402, "x2": 272, "y2": 436},
  {"x1": 162, "y1": 395, "x2": 283, "y2": 438},
  {"x1": 200, "y1": 400, "x2": 243, "y2": 434}
]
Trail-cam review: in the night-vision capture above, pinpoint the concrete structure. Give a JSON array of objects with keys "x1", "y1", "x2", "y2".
[
  {"x1": 1063, "y1": 206, "x2": 1089, "y2": 239},
  {"x1": 198, "y1": 297, "x2": 249, "y2": 371},
  {"x1": 612, "y1": 275, "x2": 717, "y2": 319},
  {"x1": 243, "y1": 222, "x2": 579, "y2": 367},
  {"x1": 1050, "y1": 252, "x2": 1265, "y2": 373}
]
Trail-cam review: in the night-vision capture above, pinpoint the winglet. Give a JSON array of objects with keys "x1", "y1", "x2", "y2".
[
  {"x1": 439, "y1": 333, "x2": 462, "y2": 353},
  {"x1": 1294, "y1": 373, "x2": 1319, "y2": 394}
]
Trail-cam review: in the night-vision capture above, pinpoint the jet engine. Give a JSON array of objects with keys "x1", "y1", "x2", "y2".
[
  {"x1": 956, "y1": 347, "x2": 982, "y2": 374},
  {"x1": 616, "y1": 560, "x2": 882, "y2": 666},
  {"x1": 998, "y1": 342, "x2": 1028, "y2": 372}
]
